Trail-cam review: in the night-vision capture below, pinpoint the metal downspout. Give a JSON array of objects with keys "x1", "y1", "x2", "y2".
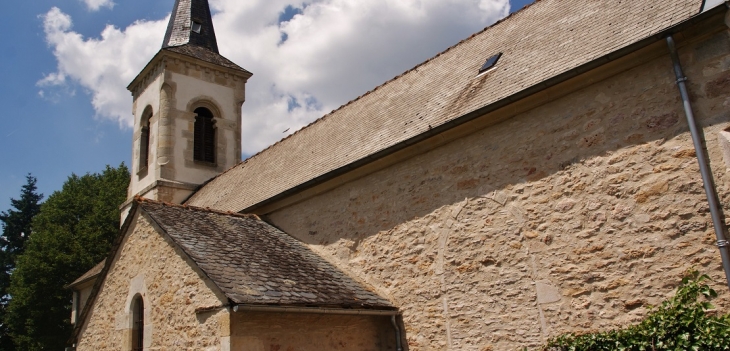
[
  {"x1": 666, "y1": 35, "x2": 730, "y2": 291},
  {"x1": 391, "y1": 315, "x2": 404, "y2": 351}
]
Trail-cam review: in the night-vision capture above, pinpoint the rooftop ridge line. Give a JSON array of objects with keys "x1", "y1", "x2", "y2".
[{"x1": 187, "y1": 0, "x2": 545, "y2": 188}]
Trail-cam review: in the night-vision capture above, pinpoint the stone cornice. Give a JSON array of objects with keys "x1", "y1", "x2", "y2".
[
  {"x1": 128, "y1": 49, "x2": 252, "y2": 98},
  {"x1": 119, "y1": 179, "x2": 201, "y2": 210}
]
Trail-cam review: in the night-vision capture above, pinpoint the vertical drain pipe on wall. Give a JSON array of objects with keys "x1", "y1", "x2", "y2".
[
  {"x1": 391, "y1": 315, "x2": 404, "y2": 351},
  {"x1": 666, "y1": 35, "x2": 730, "y2": 291}
]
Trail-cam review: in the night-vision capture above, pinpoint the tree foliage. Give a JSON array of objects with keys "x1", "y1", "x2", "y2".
[
  {"x1": 543, "y1": 270, "x2": 730, "y2": 351},
  {"x1": 0, "y1": 175, "x2": 43, "y2": 259},
  {"x1": 5, "y1": 164, "x2": 129, "y2": 351},
  {"x1": 0, "y1": 175, "x2": 43, "y2": 350}
]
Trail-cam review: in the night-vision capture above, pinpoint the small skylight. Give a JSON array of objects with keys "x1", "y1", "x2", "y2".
[
  {"x1": 478, "y1": 53, "x2": 503, "y2": 75},
  {"x1": 191, "y1": 21, "x2": 202, "y2": 34}
]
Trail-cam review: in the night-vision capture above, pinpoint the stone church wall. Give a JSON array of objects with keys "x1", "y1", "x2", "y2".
[
  {"x1": 230, "y1": 312, "x2": 396, "y2": 351},
  {"x1": 76, "y1": 213, "x2": 231, "y2": 350},
  {"x1": 267, "y1": 29, "x2": 730, "y2": 350}
]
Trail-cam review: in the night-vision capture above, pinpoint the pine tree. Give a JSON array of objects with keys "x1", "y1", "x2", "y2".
[
  {"x1": 0, "y1": 175, "x2": 43, "y2": 351},
  {"x1": 5, "y1": 165, "x2": 128, "y2": 351}
]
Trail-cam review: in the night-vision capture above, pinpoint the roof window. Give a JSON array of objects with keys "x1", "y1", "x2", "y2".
[
  {"x1": 478, "y1": 53, "x2": 502, "y2": 75},
  {"x1": 191, "y1": 21, "x2": 202, "y2": 34}
]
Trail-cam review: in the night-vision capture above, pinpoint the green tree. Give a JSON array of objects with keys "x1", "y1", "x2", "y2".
[
  {"x1": 5, "y1": 164, "x2": 129, "y2": 351},
  {"x1": 0, "y1": 175, "x2": 43, "y2": 350}
]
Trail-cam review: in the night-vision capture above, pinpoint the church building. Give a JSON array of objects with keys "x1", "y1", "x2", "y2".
[{"x1": 68, "y1": 0, "x2": 730, "y2": 349}]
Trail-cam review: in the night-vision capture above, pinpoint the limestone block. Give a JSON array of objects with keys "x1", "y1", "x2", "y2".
[
  {"x1": 143, "y1": 325, "x2": 153, "y2": 348},
  {"x1": 114, "y1": 313, "x2": 128, "y2": 330},
  {"x1": 535, "y1": 281, "x2": 562, "y2": 305},
  {"x1": 220, "y1": 336, "x2": 231, "y2": 351},
  {"x1": 219, "y1": 313, "x2": 230, "y2": 337},
  {"x1": 718, "y1": 130, "x2": 730, "y2": 171}
]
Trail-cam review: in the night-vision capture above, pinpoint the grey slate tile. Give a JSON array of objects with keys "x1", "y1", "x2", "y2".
[{"x1": 139, "y1": 200, "x2": 394, "y2": 310}]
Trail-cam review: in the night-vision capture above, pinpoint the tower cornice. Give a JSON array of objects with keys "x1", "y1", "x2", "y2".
[{"x1": 127, "y1": 48, "x2": 253, "y2": 97}]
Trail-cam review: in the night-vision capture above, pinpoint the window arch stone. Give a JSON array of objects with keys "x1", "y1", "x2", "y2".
[{"x1": 121, "y1": 274, "x2": 149, "y2": 350}]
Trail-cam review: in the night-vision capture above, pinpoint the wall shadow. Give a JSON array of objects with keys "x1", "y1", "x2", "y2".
[{"x1": 269, "y1": 30, "x2": 730, "y2": 250}]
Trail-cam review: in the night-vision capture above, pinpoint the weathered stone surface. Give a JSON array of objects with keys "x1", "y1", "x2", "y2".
[
  {"x1": 230, "y1": 312, "x2": 396, "y2": 351},
  {"x1": 267, "y1": 30, "x2": 730, "y2": 350},
  {"x1": 76, "y1": 213, "x2": 229, "y2": 350}
]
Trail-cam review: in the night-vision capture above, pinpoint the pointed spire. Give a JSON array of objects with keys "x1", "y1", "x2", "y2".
[{"x1": 162, "y1": 0, "x2": 219, "y2": 53}]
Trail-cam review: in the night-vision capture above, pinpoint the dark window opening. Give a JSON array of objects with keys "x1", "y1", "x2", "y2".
[
  {"x1": 139, "y1": 108, "x2": 152, "y2": 170},
  {"x1": 131, "y1": 295, "x2": 144, "y2": 351},
  {"x1": 191, "y1": 21, "x2": 202, "y2": 34},
  {"x1": 478, "y1": 52, "x2": 503, "y2": 75},
  {"x1": 193, "y1": 107, "x2": 216, "y2": 163}
]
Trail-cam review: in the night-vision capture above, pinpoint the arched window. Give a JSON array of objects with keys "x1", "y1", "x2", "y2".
[
  {"x1": 193, "y1": 107, "x2": 215, "y2": 163},
  {"x1": 131, "y1": 295, "x2": 144, "y2": 351},
  {"x1": 139, "y1": 107, "x2": 152, "y2": 170}
]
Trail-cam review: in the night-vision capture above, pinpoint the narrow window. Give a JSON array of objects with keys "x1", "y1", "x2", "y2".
[
  {"x1": 131, "y1": 295, "x2": 144, "y2": 351},
  {"x1": 139, "y1": 107, "x2": 152, "y2": 170},
  {"x1": 193, "y1": 107, "x2": 215, "y2": 163}
]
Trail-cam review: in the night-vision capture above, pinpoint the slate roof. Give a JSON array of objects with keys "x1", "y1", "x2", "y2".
[
  {"x1": 163, "y1": 0, "x2": 219, "y2": 53},
  {"x1": 186, "y1": 0, "x2": 703, "y2": 212},
  {"x1": 163, "y1": 45, "x2": 250, "y2": 73},
  {"x1": 155, "y1": 0, "x2": 251, "y2": 75},
  {"x1": 67, "y1": 260, "x2": 106, "y2": 289},
  {"x1": 139, "y1": 200, "x2": 394, "y2": 309}
]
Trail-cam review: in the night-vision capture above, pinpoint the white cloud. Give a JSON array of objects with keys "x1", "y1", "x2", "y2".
[
  {"x1": 40, "y1": 0, "x2": 509, "y2": 154},
  {"x1": 39, "y1": 7, "x2": 165, "y2": 127},
  {"x1": 81, "y1": 0, "x2": 115, "y2": 11},
  {"x1": 37, "y1": 72, "x2": 66, "y2": 87}
]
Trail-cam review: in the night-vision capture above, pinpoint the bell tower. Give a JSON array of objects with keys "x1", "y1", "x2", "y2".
[{"x1": 122, "y1": 0, "x2": 252, "y2": 215}]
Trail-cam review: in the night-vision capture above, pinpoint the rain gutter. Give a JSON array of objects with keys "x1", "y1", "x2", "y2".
[
  {"x1": 231, "y1": 304, "x2": 399, "y2": 316},
  {"x1": 666, "y1": 34, "x2": 730, "y2": 291}
]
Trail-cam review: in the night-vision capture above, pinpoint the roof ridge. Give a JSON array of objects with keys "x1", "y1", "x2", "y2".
[
  {"x1": 135, "y1": 196, "x2": 258, "y2": 219},
  {"x1": 187, "y1": 0, "x2": 543, "y2": 198},
  {"x1": 66, "y1": 259, "x2": 107, "y2": 289}
]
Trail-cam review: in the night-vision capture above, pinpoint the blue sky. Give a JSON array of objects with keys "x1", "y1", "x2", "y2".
[{"x1": 0, "y1": 0, "x2": 535, "y2": 212}]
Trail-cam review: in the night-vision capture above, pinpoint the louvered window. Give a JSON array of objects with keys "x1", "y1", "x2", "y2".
[
  {"x1": 139, "y1": 108, "x2": 152, "y2": 170},
  {"x1": 140, "y1": 126, "x2": 150, "y2": 168},
  {"x1": 193, "y1": 107, "x2": 216, "y2": 163},
  {"x1": 131, "y1": 296, "x2": 144, "y2": 351}
]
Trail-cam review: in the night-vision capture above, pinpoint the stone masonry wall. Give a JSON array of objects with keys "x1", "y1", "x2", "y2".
[
  {"x1": 230, "y1": 312, "x2": 396, "y2": 351},
  {"x1": 76, "y1": 212, "x2": 230, "y2": 350},
  {"x1": 268, "y1": 29, "x2": 730, "y2": 350}
]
